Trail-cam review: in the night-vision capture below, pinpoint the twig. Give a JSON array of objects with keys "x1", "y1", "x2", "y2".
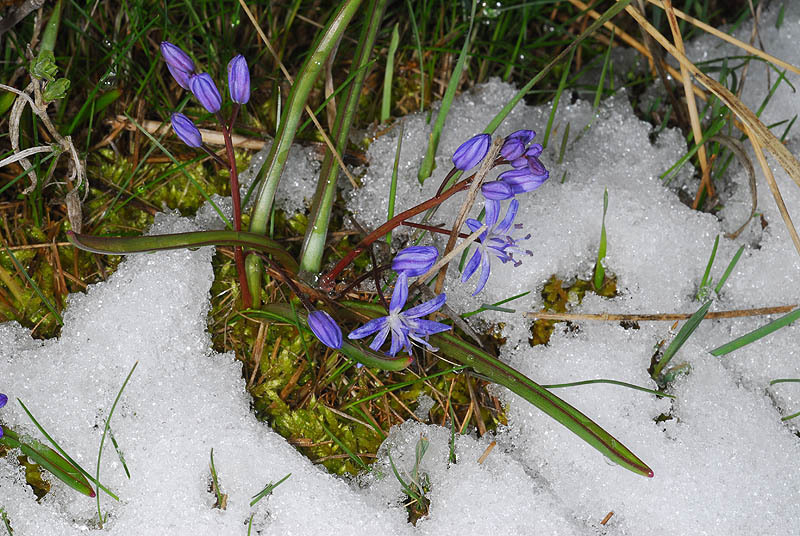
[{"x1": 524, "y1": 304, "x2": 797, "y2": 322}]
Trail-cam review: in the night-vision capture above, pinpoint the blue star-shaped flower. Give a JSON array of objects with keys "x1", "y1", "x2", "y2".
[
  {"x1": 348, "y1": 272, "x2": 450, "y2": 356},
  {"x1": 461, "y1": 199, "x2": 531, "y2": 295}
]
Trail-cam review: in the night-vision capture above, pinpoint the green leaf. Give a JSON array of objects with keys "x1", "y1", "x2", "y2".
[
  {"x1": 344, "y1": 301, "x2": 653, "y2": 477},
  {"x1": 593, "y1": 188, "x2": 609, "y2": 290},
  {"x1": 66, "y1": 230, "x2": 298, "y2": 273},
  {"x1": 42, "y1": 78, "x2": 70, "y2": 101},
  {"x1": 711, "y1": 307, "x2": 800, "y2": 357},
  {"x1": 0, "y1": 428, "x2": 95, "y2": 498},
  {"x1": 651, "y1": 300, "x2": 713, "y2": 379},
  {"x1": 30, "y1": 50, "x2": 58, "y2": 81}
]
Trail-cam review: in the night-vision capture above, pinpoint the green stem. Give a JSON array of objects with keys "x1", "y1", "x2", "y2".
[
  {"x1": 247, "y1": 0, "x2": 364, "y2": 306},
  {"x1": 40, "y1": 0, "x2": 63, "y2": 54},
  {"x1": 298, "y1": 0, "x2": 387, "y2": 276}
]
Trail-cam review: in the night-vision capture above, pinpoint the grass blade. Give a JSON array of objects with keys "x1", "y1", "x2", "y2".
[
  {"x1": 651, "y1": 300, "x2": 713, "y2": 379},
  {"x1": 250, "y1": 473, "x2": 291, "y2": 507},
  {"x1": 593, "y1": 188, "x2": 608, "y2": 290},
  {"x1": 417, "y1": 0, "x2": 477, "y2": 183},
  {"x1": 96, "y1": 362, "x2": 138, "y2": 525},
  {"x1": 697, "y1": 235, "x2": 719, "y2": 300},
  {"x1": 16, "y1": 400, "x2": 117, "y2": 499},
  {"x1": 710, "y1": 307, "x2": 800, "y2": 357},
  {"x1": 382, "y1": 23, "x2": 400, "y2": 122}
]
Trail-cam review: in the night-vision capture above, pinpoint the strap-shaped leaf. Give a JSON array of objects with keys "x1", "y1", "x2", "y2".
[
  {"x1": 67, "y1": 230, "x2": 298, "y2": 272},
  {"x1": 344, "y1": 300, "x2": 653, "y2": 477},
  {"x1": 1, "y1": 428, "x2": 95, "y2": 497}
]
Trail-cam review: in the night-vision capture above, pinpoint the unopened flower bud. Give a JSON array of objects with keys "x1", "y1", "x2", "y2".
[
  {"x1": 171, "y1": 113, "x2": 203, "y2": 148},
  {"x1": 452, "y1": 133, "x2": 490, "y2": 170},
  {"x1": 189, "y1": 73, "x2": 222, "y2": 113},
  {"x1": 500, "y1": 129, "x2": 535, "y2": 161},
  {"x1": 160, "y1": 42, "x2": 195, "y2": 89},
  {"x1": 481, "y1": 180, "x2": 514, "y2": 200},
  {"x1": 392, "y1": 246, "x2": 439, "y2": 277},
  {"x1": 227, "y1": 54, "x2": 250, "y2": 104},
  {"x1": 308, "y1": 310, "x2": 343, "y2": 349}
]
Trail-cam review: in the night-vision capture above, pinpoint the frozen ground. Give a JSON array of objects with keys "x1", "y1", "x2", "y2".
[{"x1": 2, "y1": 3, "x2": 800, "y2": 534}]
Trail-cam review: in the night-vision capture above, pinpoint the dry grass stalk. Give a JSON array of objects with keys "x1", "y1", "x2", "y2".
[
  {"x1": 566, "y1": 0, "x2": 707, "y2": 100},
  {"x1": 661, "y1": 0, "x2": 712, "y2": 208},
  {"x1": 524, "y1": 304, "x2": 797, "y2": 322},
  {"x1": 623, "y1": 3, "x2": 800, "y2": 257},
  {"x1": 645, "y1": 0, "x2": 800, "y2": 76}
]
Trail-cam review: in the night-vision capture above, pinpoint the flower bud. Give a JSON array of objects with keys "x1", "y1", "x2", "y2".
[
  {"x1": 481, "y1": 180, "x2": 514, "y2": 200},
  {"x1": 160, "y1": 42, "x2": 195, "y2": 89},
  {"x1": 0, "y1": 392, "x2": 6, "y2": 438},
  {"x1": 392, "y1": 246, "x2": 439, "y2": 277},
  {"x1": 498, "y1": 166, "x2": 549, "y2": 194},
  {"x1": 171, "y1": 113, "x2": 203, "y2": 148},
  {"x1": 452, "y1": 133, "x2": 490, "y2": 170},
  {"x1": 189, "y1": 73, "x2": 222, "y2": 113},
  {"x1": 227, "y1": 54, "x2": 250, "y2": 104},
  {"x1": 500, "y1": 129, "x2": 535, "y2": 161},
  {"x1": 308, "y1": 310, "x2": 343, "y2": 349}
]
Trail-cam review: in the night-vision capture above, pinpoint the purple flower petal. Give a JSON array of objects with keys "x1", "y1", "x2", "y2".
[
  {"x1": 500, "y1": 129, "x2": 535, "y2": 160},
  {"x1": 0, "y1": 393, "x2": 7, "y2": 409},
  {"x1": 189, "y1": 73, "x2": 222, "y2": 113},
  {"x1": 461, "y1": 249, "x2": 482, "y2": 282},
  {"x1": 410, "y1": 318, "x2": 451, "y2": 336},
  {"x1": 307, "y1": 310, "x2": 342, "y2": 349},
  {"x1": 404, "y1": 293, "x2": 446, "y2": 318},
  {"x1": 481, "y1": 180, "x2": 514, "y2": 200},
  {"x1": 349, "y1": 317, "x2": 386, "y2": 340},
  {"x1": 227, "y1": 54, "x2": 250, "y2": 104},
  {"x1": 170, "y1": 113, "x2": 203, "y2": 148},
  {"x1": 160, "y1": 42, "x2": 194, "y2": 89},
  {"x1": 389, "y1": 272, "x2": 409, "y2": 313},
  {"x1": 484, "y1": 198, "x2": 501, "y2": 227},
  {"x1": 452, "y1": 134, "x2": 490, "y2": 170},
  {"x1": 392, "y1": 246, "x2": 438, "y2": 277},
  {"x1": 472, "y1": 249, "x2": 492, "y2": 296},
  {"x1": 495, "y1": 199, "x2": 519, "y2": 234},
  {"x1": 369, "y1": 324, "x2": 392, "y2": 352}
]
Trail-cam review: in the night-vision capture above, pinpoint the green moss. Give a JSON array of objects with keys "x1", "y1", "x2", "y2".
[{"x1": 531, "y1": 273, "x2": 618, "y2": 346}]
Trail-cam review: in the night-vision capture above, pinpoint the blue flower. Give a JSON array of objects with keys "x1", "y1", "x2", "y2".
[
  {"x1": 391, "y1": 246, "x2": 438, "y2": 277},
  {"x1": 308, "y1": 310, "x2": 343, "y2": 349},
  {"x1": 500, "y1": 129, "x2": 535, "y2": 161},
  {"x1": 348, "y1": 272, "x2": 450, "y2": 356},
  {"x1": 189, "y1": 73, "x2": 222, "y2": 114},
  {"x1": 480, "y1": 180, "x2": 514, "y2": 200},
  {"x1": 227, "y1": 54, "x2": 250, "y2": 104},
  {"x1": 499, "y1": 144, "x2": 549, "y2": 195},
  {"x1": 452, "y1": 134, "x2": 490, "y2": 171},
  {"x1": 171, "y1": 113, "x2": 203, "y2": 148},
  {"x1": 461, "y1": 199, "x2": 532, "y2": 295},
  {"x1": 0, "y1": 393, "x2": 7, "y2": 438},
  {"x1": 160, "y1": 42, "x2": 195, "y2": 89}
]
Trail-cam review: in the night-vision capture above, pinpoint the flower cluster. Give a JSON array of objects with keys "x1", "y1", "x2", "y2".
[
  {"x1": 453, "y1": 130, "x2": 547, "y2": 294},
  {"x1": 308, "y1": 247, "x2": 449, "y2": 356},
  {"x1": 160, "y1": 42, "x2": 250, "y2": 148},
  {"x1": 0, "y1": 392, "x2": 7, "y2": 438}
]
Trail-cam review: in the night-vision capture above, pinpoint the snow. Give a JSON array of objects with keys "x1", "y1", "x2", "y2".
[{"x1": 3, "y1": 2, "x2": 800, "y2": 534}]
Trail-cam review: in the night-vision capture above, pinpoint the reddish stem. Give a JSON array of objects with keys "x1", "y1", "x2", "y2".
[
  {"x1": 218, "y1": 106, "x2": 251, "y2": 309},
  {"x1": 401, "y1": 220, "x2": 471, "y2": 239},
  {"x1": 319, "y1": 177, "x2": 472, "y2": 291}
]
